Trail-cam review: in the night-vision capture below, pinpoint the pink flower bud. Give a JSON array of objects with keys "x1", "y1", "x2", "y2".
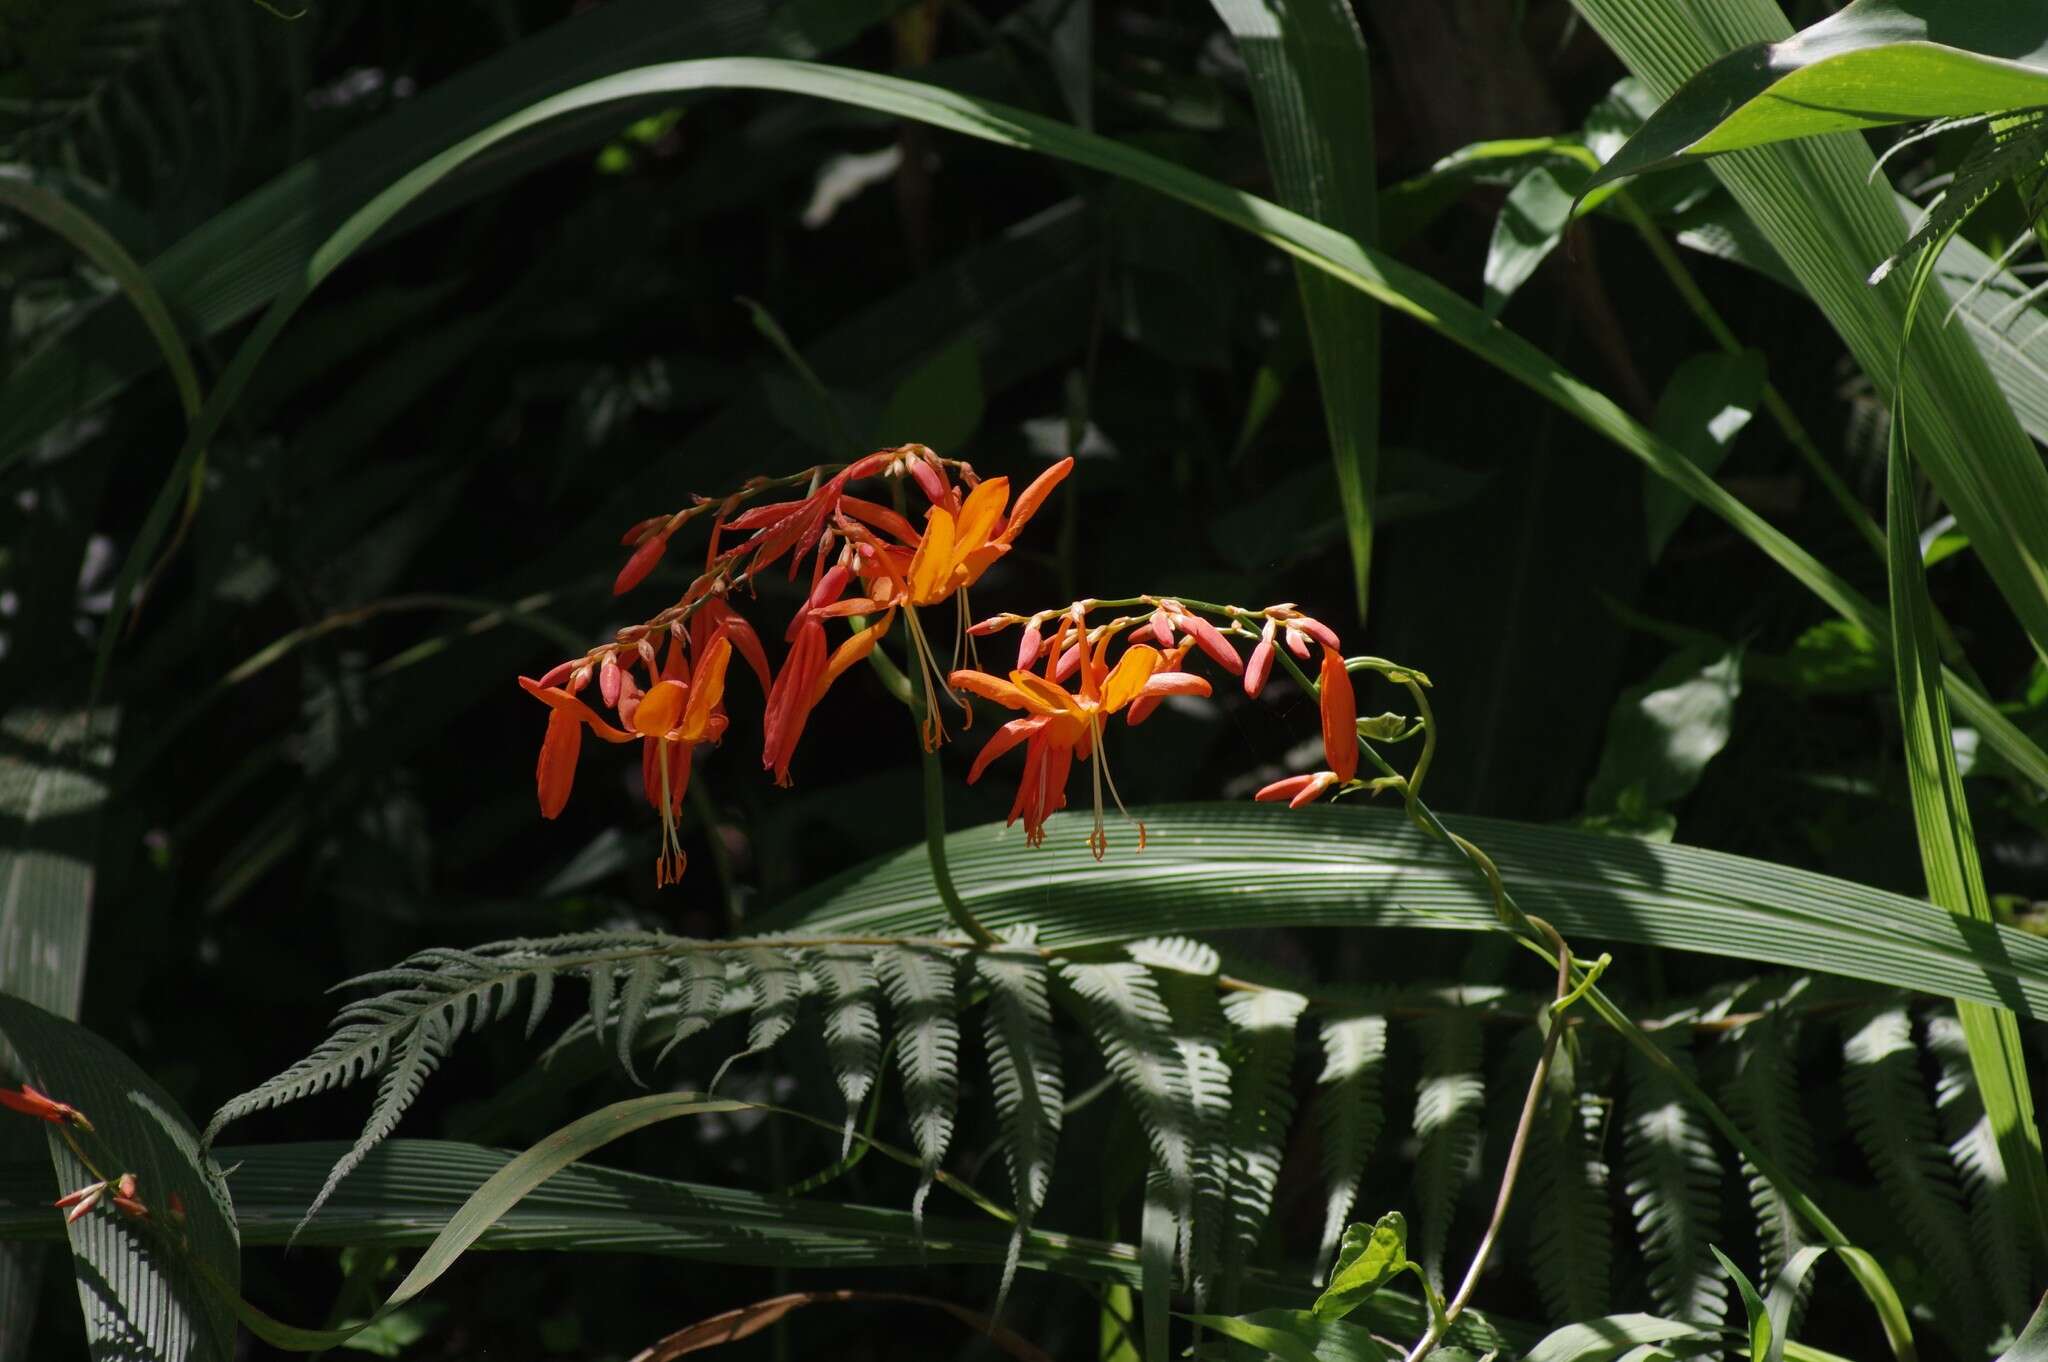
[
  {"x1": 1016, "y1": 620, "x2": 1044, "y2": 671},
  {"x1": 613, "y1": 531, "x2": 669, "y2": 595},
  {"x1": 1284, "y1": 625, "x2": 1312, "y2": 659},
  {"x1": 568, "y1": 665, "x2": 592, "y2": 695},
  {"x1": 909, "y1": 457, "x2": 949, "y2": 506},
  {"x1": 599, "y1": 655, "x2": 622, "y2": 707},
  {"x1": 535, "y1": 659, "x2": 576, "y2": 689},
  {"x1": 1245, "y1": 620, "x2": 1277, "y2": 698}
]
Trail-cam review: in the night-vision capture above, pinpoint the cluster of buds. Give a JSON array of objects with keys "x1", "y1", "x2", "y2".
[
  {"x1": 2, "y1": 1083, "x2": 184, "y2": 1229},
  {"x1": 519, "y1": 445, "x2": 1073, "y2": 884}
]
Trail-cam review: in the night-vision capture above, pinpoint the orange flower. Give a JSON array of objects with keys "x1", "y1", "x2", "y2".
[
  {"x1": 1, "y1": 1083, "x2": 88, "y2": 1129},
  {"x1": 952, "y1": 625, "x2": 1210, "y2": 856},
  {"x1": 519, "y1": 628, "x2": 735, "y2": 885},
  {"x1": 1254, "y1": 646, "x2": 1357, "y2": 812},
  {"x1": 761, "y1": 566, "x2": 894, "y2": 786}
]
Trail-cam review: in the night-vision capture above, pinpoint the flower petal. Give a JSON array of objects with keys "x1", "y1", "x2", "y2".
[
  {"x1": 951, "y1": 669, "x2": 1032, "y2": 709},
  {"x1": 838, "y1": 495, "x2": 922, "y2": 546},
  {"x1": 518, "y1": 676, "x2": 636, "y2": 742},
  {"x1": 906, "y1": 505, "x2": 957, "y2": 602},
  {"x1": 633, "y1": 679, "x2": 689, "y2": 737},
  {"x1": 1319, "y1": 647, "x2": 1358, "y2": 782},
  {"x1": 1100, "y1": 644, "x2": 1162, "y2": 712},
  {"x1": 536, "y1": 708, "x2": 583, "y2": 818},
  {"x1": 812, "y1": 621, "x2": 883, "y2": 706},
  {"x1": 679, "y1": 637, "x2": 733, "y2": 741},
  {"x1": 968, "y1": 715, "x2": 1048, "y2": 783},
  {"x1": 997, "y1": 456, "x2": 1073, "y2": 544},
  {"x1": 952, "y1": 476, "x2": 1009, "y2": 556}
]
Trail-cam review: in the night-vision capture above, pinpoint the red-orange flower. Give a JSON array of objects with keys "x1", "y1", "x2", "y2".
[
  {"x1": 0, "y1": 1083, "x2": 88, "y2": 1129},
  {"x1": 1254, "y1": 645, "x2": 1357, "y2": 811},
  {"x1": 952, "y1": 626, "x2": 1210, "y2": 856},
  {"x1": 520, "y1": 625, "x2": 736, "y2": 885}
]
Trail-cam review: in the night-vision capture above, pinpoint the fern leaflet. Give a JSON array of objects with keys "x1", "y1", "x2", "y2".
[
  {"x1": 1623, "y1": 1024, "x2": 1726, "y2": 1327},
  {"x1": 1411, "y1": 1007, "x2": 1484, "y2": 1293},
  {"x1": 973, "y1": 927, "x2": 1063, "y2": 1312},
  {"x1": 1219, "y1": 985, "x2": 1307, "y2": 1305},
  {"x1": 878, "y1": 944, "x2": 963, "y2": 1226},
  {"x1": 1924, "y1": 1010, "x2": 2033, "y2": 1329},
  {"x1": 1313, "y1": 1009, "x2": 1388, "y2": 1275}
]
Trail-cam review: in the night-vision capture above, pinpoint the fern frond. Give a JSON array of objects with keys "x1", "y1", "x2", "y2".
[
  {"x1": 1061, "y1": 957, "x2": 1197, "y2": 1273},
  {"x1": 1841, "y1": 1005, "x2": 1981, "y2": 1329},
  {"x1": 1924, "y1": 1011, "x2": 2033, "y2": 1328},
  {"x1": 297, "y1": 1010, "x2": 449, "y2": 1235},
  {"x1": 612, "y1": 956, "x2": 662, "y2": 1084},
  {"x1": 711, "y1": 946, "x2": 806, "y2": 1092},
  {"x1": 1411, "y1": 1007, "x2": 1484, "y2": 1292},
  {"x1": 1623, "y1": 1025, "x2": 1727, "y2": 1327},
  {"x1": 1525, "y1": 1062, "x2": 1612, "y2": 1323},
  {"x1": 1873, "y1": 109, "x2": 2048, "y2": 285},
  {"x1": 813, "y1": 947, "x2": 884, "y2": 1157},
  {"x1": 1130, "y1": 938, "x2": 1233, "y2": 1304},
  {"x1": 1721, "y1": 1010, "x2": 1815, "y2": 1281},
  {"x1": 1313, "y1": 1009, "x2": 1389, "y2": 1275},
  {"x1": 973, "y1": 926, "x2": 1063, "y2": 1312},
  {"x1": 878, "y1": 944, "x2": 964, "y2": 1225},
  {"x1": 655, "y1": 953, "x2": 727, "y2": 1067},
  {"x1": 1219, "y1": 985, "x2": 1307, "y2": 1305}
]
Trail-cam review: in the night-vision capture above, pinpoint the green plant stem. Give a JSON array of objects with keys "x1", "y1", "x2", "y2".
[
  {"x1": 891, "y1": 616, "x2": 999, "y2": 947},
  {"x1": 1405, "y1": 914, "x2": 1573, "y2": 1362}
]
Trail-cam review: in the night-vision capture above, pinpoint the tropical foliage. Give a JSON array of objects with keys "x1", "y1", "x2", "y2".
[{"x1": 7, "y1": 0, "x2": 2048, "y2": 1359}]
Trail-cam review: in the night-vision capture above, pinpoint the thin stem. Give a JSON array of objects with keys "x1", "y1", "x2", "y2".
[
  {"x1": 1406, "y1": 916, "x2": 1573, "y2": 1362},
  {"x1": 896, "y1": 618, "x2": 1000, "y2": 946}
]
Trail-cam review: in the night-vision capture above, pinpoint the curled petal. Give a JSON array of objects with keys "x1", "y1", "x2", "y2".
[
  {"x1": 536, "y1": 708, "x2": 583, "y2": 818},
  {"x1": 951, "y1": 669, "x2": 1033, "y2": 709},
  {"x1": 811, "y1": 622, "x2": 883, "y2": 706},
  {"x1": 518, "y1": 677, "x2": 636, "y2": 742},
  {"x1": 762, "y1": 622, "x2": 829, "y2": 785},
  {"x1": 728, "y1": 499, "x2": 803, "y2": 531},
  {"x1": 812, "y1": 596, "x2": 887, "y2": 619},
  {"x1": 1009, "y1": 670, "x2": 1086, "y2": 717},
  {"x1": 1319, "y1": 646, "x2": 1358, "y2": 782},
  {"x1": 997, "y1": 456, "x2": 1074, "y2": 544},
  {"x1": 696, "y1": 601, "x2": 772, "y2": 692},
  {"x1": 1150, "y1": 612, "x2": 1174, "y2": 648},
  {"x1": 846, "y1": 450, "x2": 894, "y2": 479},
  {"x1": 967, "y1": 715, "x2": 1049, "y2": 783},
  {"x1": 1254, "y1": 770, "x2": 1339, "y2": 808}
]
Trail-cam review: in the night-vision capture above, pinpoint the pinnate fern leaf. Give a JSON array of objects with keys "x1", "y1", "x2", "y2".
[
  {"x1": 1924, "y1": 1010, "x2": 2033, "y2": 1329},
  {"x1": 1411, "y1": 1007, "x2": 1484, "y2": 1292},
  {"x1": 1721, "y1": 1010, "x2": 1815, "y2": 1282},
  {"x1": 712, "y1": 946, "x2": 805, "y2": 1091},
  {"x1": 1313, "y1": 1008, "x2": 1388, "y2": 1276},
  {"x1": 1841, "y1": 1005, "x2": 1981, "y2": 1330},
  {"x1": 1525, "y1": 1073, "x2": 1612, "y2": 1323},
  {"x1": 973, "y1": 926, "x2": 1063, "y2": 1312},
  {"x1": 1623, "y1": 1024, "x2": 1726, "y2": 1327},
  {"x1": 1129, "y1": 937, "x2": 1233, "y2": 1303},
  {"x1": 813, "y1": 946, "x2": 884, "y2": 1157},
  {"x1": 878, "y1": 944, "x2": 964, "y2": 1225},
  {"x1": 1219, "y1": 985, "x2": 1307, "y2": 1304}
]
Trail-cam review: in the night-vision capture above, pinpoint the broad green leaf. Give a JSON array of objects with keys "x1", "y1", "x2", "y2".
[
  {"x1": 1582, "y1": 644, "x2": 1742, "y2": 836},
  {"x1": 1645, "y1": 351, "x2": 1764, "y2": 560},
  {"x1": 1572, "y1": 0, "x2": 2048, "y2": 748},
  {"x1": 1210, "y1": 0, "x2": 1381, "y2": 619},
  {"x1": 1484, "y1": 166, "x2": 1579, "y2": 316},
  {"x1": 764, "y1": 802, "x2": 2048, "y2": 1019},
  {"x1": 1586, "y1": 2, "x2": 2048, "y2": 190},
  {"x1": 0, "y1": 710, "x2": 112, "y2": 1362},
  {"x1": 0, "y1": 995, "x2": 239, "y2": 1362},
  {"x1": 873, "y1": 336, "x2": 983, "y2": 452},
  {"x1": 1312, "y1": 1212, "x2": 1407, "y2": 1321},
  {"x1": 1886, "y1": 392, "x2": 2048, "y2": 1257},
  {"x1": 1998, "y1": 1294, "x2": 2048, "y2": 1362}
]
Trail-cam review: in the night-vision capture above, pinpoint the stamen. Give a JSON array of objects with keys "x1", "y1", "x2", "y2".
[{"x1": 1091, "y1": 711, "x2": 1142, "y2": 857}]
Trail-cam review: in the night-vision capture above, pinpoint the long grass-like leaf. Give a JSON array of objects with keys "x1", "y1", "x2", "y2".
[
  {"x1": 1923, "y1": 1012, "x2": 2034, "y2": 1328},
  {"x1": 767, "y1": 803, "x2": 2048, "y2": 1019},
  {"x1": 1884, "y1": 349, "x2": 2048, "y2": 1258},
  {"x1": 1208, "y1": 0, "x2": 1380, "y2": 618},
  {"x1": 64, "y1": 54, "x2": 2048, "y2": 790}
]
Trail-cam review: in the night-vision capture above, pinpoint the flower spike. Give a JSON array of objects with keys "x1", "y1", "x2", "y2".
[{"x1": 1, "y1": 1083, "x2": 89, "y2": 1129}]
